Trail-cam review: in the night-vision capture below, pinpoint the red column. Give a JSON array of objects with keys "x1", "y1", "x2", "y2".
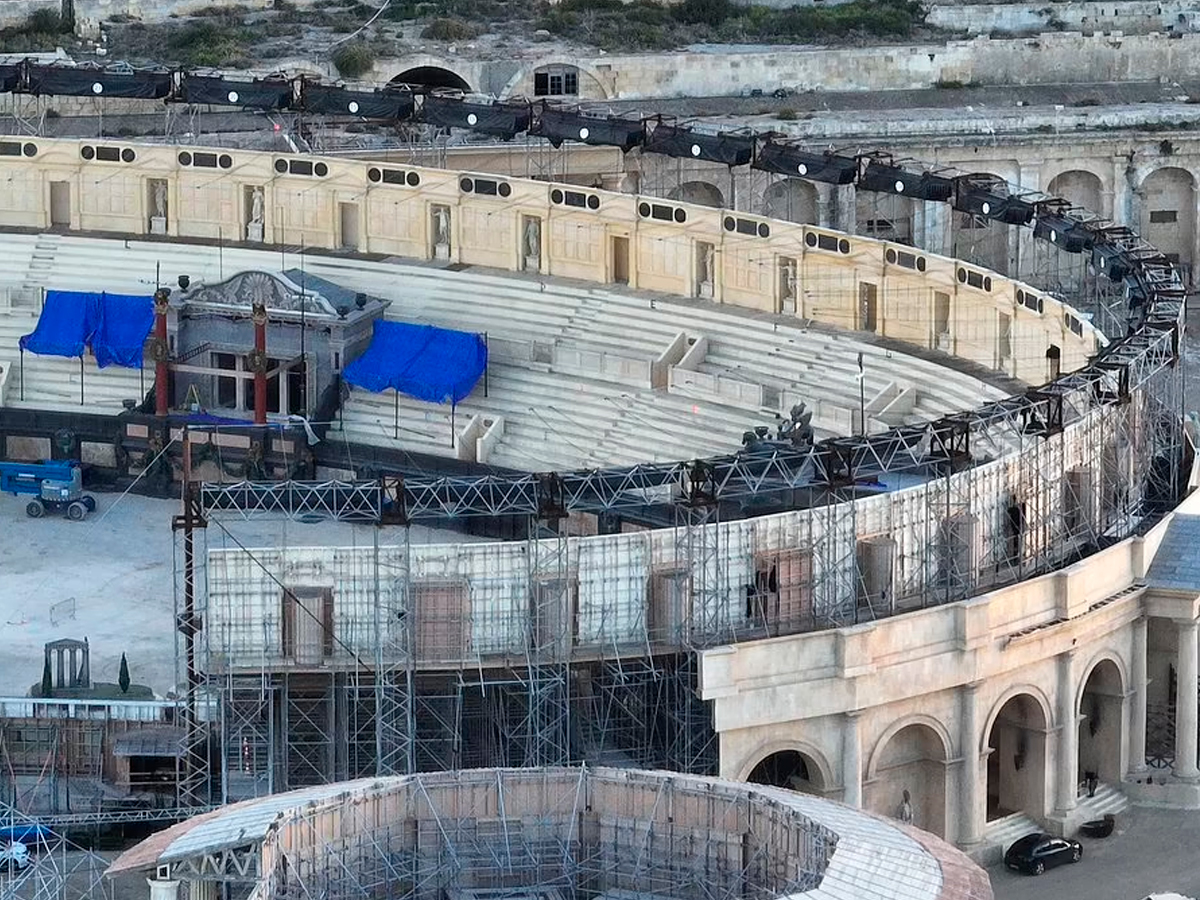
[
  {"x1": 153, "y1": 288, "x2": 170, "y2": 417},
  {"x1": 252, "y1": 300, "x2": 267, "y2": 426}
]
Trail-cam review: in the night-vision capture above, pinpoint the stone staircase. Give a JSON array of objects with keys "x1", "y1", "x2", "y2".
[
  {"x1": 22, "y1": 233, "x2": 61, "y2": 305},
  {"x1": 976, "y1": 810, "x2": 1042, "y2": 866},
  {"x1": 1074, "y1": 781, "x2": 1130, "y2": 820}
]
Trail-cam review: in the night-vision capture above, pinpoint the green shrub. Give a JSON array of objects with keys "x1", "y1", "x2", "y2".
[
  {"x1": 420, "y1": 17, "x2": 482, "y2": 40},
  {"x1": 28, "y1": 8, "x2": 66, "y2": 33},
  {"x1": 166, "y1": 19, "x2": 251, "y2": 66},
  {"x1": 674, "y1": 0, "x2": 731, "y2": 27},
  {"x1": 777, "y1": 107, "x2": 797, "y2": 121},
  {"x1": 331, "y1": 41, "x2": 376, "y2": 78}
]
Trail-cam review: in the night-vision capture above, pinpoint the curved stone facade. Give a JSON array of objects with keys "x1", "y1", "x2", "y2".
[{"x1": 0, "y1": 135, "x2": 1185, "y2": 862}]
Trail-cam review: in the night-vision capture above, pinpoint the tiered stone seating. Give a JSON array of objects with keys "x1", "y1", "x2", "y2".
[{"x1": 0, "y1": 233, "x2": 1015, "y2": 466}]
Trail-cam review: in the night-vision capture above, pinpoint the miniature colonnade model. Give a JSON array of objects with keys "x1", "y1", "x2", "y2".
[{"x1": 0, "y1": 137, "x2": 1184, "y2": 853}]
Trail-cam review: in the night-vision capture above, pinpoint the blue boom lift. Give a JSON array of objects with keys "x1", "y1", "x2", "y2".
[{"x1": 0, "y1": 460, "x2": 96, "y2": 520}]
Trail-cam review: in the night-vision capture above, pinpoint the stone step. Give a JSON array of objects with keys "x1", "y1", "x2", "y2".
[
  {"x1": 1074, "y1": 782, "x2": 1129, "y2": 818},
  {"x1": 974, "y1": 811, "x2": 1042, "y2": 866}
]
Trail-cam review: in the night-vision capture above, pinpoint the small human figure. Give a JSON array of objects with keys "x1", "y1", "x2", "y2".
[
  {"x1": 898, "y1": 789, "x2": 914, "y2": 824},
  {"x1": 1085, "y1": 771, "x2": 1098, "y2": 798},
  {"x1": 702, "y1": 244, "x2": 715, "y2": 284}
]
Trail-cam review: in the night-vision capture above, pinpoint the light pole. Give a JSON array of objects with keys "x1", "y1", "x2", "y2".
[{"x1": 857, "y1": 352, "x2": 865, "y2": 436}]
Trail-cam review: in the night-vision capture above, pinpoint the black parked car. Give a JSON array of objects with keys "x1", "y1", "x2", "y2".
[{"x1": 1004, "y1": 833, "x2": 1083, "y2": 875}]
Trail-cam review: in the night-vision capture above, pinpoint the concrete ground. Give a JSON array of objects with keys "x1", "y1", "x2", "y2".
[
  {"x1": 0, "y1": 488, "x2": 473, "y2": 700},
  {"x1": 989, "y1": 806, "x2": 1200, "y2": 900}
]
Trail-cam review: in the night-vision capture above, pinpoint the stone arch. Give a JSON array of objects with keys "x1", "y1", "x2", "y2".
[
  {"x1": 667, "y1": 180, "x2": 725, "y2": 209},
  {"x1": 1074, "y1": 650, "x2": 1129, "y2": 712},
  {"x1": 737, "y1": 739, "x2": 835, "y2": 796},
  {"x1": 866, "y1": 714, "x2": 954, "y2": 779},
  {"x1": 763, "y1": 179, "x2": 818, "y2": 225},
  {"x1": 500, "y1": 58, "x2": 610, "y2": 101},
  {"x1": 981, "y1": 683, "x2": 1055, "y2": 754},
  {"x1": 1077, "y1": 654, "x2": 1126, "y2": 789},
  {"x1": 1047, "y1": 169, "x2": 1104, "y2": 215},
  {"x1": 983, "y1": 687, "x2": 1052, "y2": 822},
  {"x1": 390, "y1": 65, "x2": 472, "y2": 92},
  {"x1": 1138, "y1": 166, "x2": 1196, "y2": 280},
  {"x1": 864, "y1": 718, "x2": 951, "y2": 837}
]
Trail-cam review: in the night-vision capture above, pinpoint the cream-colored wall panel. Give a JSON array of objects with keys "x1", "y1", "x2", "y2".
[{"x1": 457, "y1": 200, "x2": 515, "y2": 270}]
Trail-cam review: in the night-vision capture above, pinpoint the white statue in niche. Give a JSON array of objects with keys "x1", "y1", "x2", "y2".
[
  {"x1": 781, "y1": 260, "x2": 796, "y2": 299},
  {"x1": 434, "y1": 206, "x2": 450, "y2": 243},
  {"x1": 432, "y1": 205, "x2": 451, "y2": 258},
  {"x1": 697, "y1": 243, "x2": 715, "y2": 297},
  {"x1": 250, "y1": 187, "x2": 264, "y2": 225},
  {"x1": 149, "y1": 180, "x2": 168, "y2": 234},
  {"x1": 524, "y1": 217, "x2": 541, "y2": 262}
]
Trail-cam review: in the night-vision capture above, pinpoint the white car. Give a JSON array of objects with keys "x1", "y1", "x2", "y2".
[
  {"x1": 1142, "y1": 894, "x2": 1197, "y2": 900},
  {"x1": 0, "y1": 841, "x2": 30, "y2": 871}
]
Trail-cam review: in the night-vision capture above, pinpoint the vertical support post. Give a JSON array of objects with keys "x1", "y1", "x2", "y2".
[
  {"x1": 154, "y1": 287, "x2": 170, "y2": 417},
  {"x1": 484, "y1": 332, "x2": 489, "y2": 398},
  {"x1": 1130, "y1": 615, "x2": 1148, "y2": 775},
  {"x1": 450, "y1": 402, "x2": 456, "y2": 449},
  {"x1": 394, "y1": 391, "x2": 399, "y2": 440},
  {"x1": 252, "y1": 299, "x2": 267, "y2": 426},
  {"x1": 959, "y1": 681, "x2": 982, "y2": 847},
  {"x1": 842, "y1": 711, "x2": 862, "y2": 808},
  {"x1": 1055, "y1": 649, "x2": 1078, "y2": 816},
  {"x1": 1174, "y1": 619, "x2": 1199, "y2": 781},
  {"x1": 20, "y1": 348, "x2": 24, "y2": 401},
  {"x1": 79, "y1": 354, "x2": 84, "y2": 406},
  {"x1": 173, "y1": 424, "x2": 210, "y2": 809}
]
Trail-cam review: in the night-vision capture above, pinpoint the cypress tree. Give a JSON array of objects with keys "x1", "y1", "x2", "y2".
[{"x1": 118, "y1": 653, "x2": 130, "y2": 694}]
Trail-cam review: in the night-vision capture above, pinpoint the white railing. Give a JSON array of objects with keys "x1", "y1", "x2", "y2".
[{"x1": 0, "y1": 696, "x2": 177, "y2": 722}]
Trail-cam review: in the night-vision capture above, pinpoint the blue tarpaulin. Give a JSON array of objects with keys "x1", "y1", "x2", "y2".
[
  {"x1": 344, "y1": 320, "x2": 487, "y2": 404},
  {"x1": 92, "y1": 293, "x2": 155, "y2": 369},
  {"x1": 19, "y1": 290, "x2": 98, "y2": 358},
  {"x1": 19, "y1": 290, "x2": 154, "y2": 368}
]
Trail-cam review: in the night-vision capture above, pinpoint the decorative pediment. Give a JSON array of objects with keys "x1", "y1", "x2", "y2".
[{"x1": 181, "y1": 270, "x2": 337, "y2": 317}]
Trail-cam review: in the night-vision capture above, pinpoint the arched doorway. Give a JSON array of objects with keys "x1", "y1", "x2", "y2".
[
  {"x1": 667, "y1": 180, "x2": 725, "y2": 209},
  {"x1": 746, "y1": 749, "x2": 824, "y2": 795},
  {"x1": 763, "y1": 179, "x2": 818, "y2": 224},
  {"x1": 1078, "y1": 658, "x2": 1125, "y2": 791},
  {"x1": 1047, "y1": 169, "x2": 1104, "y2": 215},
  {"x1": 1139, "y1": 166, "x2": 1196, "y2": 282},
  {"x1": 985, "y1": 693, "x2": 1049, "y2": 822},
  {"x1": 865, "y1": 723, "x2": 949, "y2": 836},
  {"x1": 391, "y1": 66, "x2": 472, "y2": 92},
  {"x1": 950, "y1": 172, "x2": 1010, "y2": 276}
]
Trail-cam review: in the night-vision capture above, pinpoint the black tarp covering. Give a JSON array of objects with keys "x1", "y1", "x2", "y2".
[
  {"x1": 0, "y1": 65, "x2": 20, "y2": 94},
  {"x1": 952, "y1": 178, "x2": 1035, "y2": 225},
  {"x1": 859, "y1": 162, "x2": 954, "y2": 202},
  {"x1": 180, "y1": 74, "x2": 293, "y2": 109},
  {"x1": 26, "y1": 66, "x2": 172, "y2": 99},
  {"x1": 644, "y1": 123, "x2": 754, "y2": 167},
  {"x1": 533, "y1": 107, "x2": 644, "y2": 151},
  {"x1": 421, "y1": 95, "x2": 530, "y2": 136},
  {"x1": 300, "y1": 82, "x2": 414, "y2": 120},
  {"x1": 753, "y1": 142, "x2": 858, "y2": 184}
]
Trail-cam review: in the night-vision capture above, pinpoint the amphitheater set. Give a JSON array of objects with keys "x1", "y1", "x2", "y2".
[{"x1": 0, "y1": 27, "x2": 1198, "y2": 900}]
